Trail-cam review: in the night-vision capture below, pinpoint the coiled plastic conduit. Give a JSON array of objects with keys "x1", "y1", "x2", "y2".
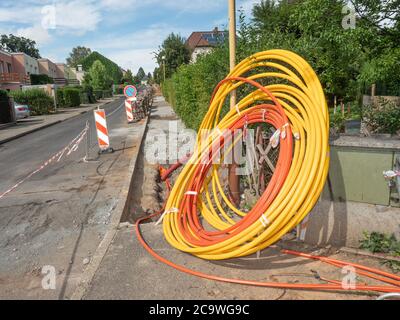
[{"x1": 136, "y1": 49, "x2": 400, "y2": 293}]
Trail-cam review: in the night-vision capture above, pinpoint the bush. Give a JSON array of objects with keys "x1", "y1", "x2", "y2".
[
  {"x1": 94, "y1": 90, "x2": 103, "y2": 100},
  {"x1": 83, "y1": 85, "x2": 96, "y2": 104},
  {"x1": 162, "y1": 45, "x2": 229, "y2": 131},
  {"x1": 363, "y1": 98, "x2": 400, "y2": 134},
  {"x1": 0, "y1": 90, "x2": 9, "y2": 99},
  {"x1": 62, "y1": 88, "x2": 81, "y2": 107},
  {"x1": 11, "y1": 89, "x2": 54, "y2": 115},
  {"x1": 56, "y1": 89, "x2": 65, "y2": 107},
  {"x1": 102, "y1": 89, "x2": 112, "y2": 98},
  {"x1": 30, "y1": 74, "x2": 54, "y2": 85}
]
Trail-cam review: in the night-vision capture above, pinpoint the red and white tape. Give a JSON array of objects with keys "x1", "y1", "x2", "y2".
[{"x1": 0, "y1": 124, "x2": 89, "y2": 200}]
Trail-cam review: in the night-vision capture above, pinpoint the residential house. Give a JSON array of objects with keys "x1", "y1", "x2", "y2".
[
  {"x1": 38, "y1": 58, "x2": 58, "y2": 79},
  {"x1": 55, "y1": 63, "x2": 79, "y2": 86},
  {"x1": 186, "y1": 28, "x2": 227, "y2": 63},
  {"x1": 0, "y1": 50, "x2": 31, "y2": 91},
  {"x1": 70, "y1": 65, "x2": 86, "y2": 85},
  {"x1": 12, "y1": 53, "x2": 39, "y2": 78}
]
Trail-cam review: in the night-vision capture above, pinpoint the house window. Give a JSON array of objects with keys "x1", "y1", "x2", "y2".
[
  {"x1": 0, "y1": 61, "x2": 4, "y2": 73},
  {"x1": 7, "y1": 63, "x2": 12, "y2": 73}
]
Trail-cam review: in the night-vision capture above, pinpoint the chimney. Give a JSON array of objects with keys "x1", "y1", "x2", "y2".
[{"x1": 213, "y1": 27, "x2": 218, "y2": 33}]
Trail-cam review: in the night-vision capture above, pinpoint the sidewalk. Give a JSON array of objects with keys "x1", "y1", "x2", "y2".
[
  {"x1": 76, "y1": 97, "x2": 391, "y2": 300},
  {"x1": 0, "y1": 97, "x2": 121, "y2": 145}
]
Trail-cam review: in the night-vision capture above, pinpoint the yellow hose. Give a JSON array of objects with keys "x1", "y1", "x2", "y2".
[{"x1": 162, "y1": 49, "x2": 330, "y2": 260}]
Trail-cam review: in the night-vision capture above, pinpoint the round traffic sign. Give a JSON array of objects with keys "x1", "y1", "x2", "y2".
[{"x1": 124, "y1": 85, "x2": 137, "y2": 98}]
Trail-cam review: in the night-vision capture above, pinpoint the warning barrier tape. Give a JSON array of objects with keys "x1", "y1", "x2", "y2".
[{"x1": 0, "y1": 123, "x2": 89, "y2": 200}]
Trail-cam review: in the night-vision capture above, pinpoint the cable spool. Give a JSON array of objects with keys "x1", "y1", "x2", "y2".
[{"x1": 160, "y1": 49, "x2": 330, "y2": 260}]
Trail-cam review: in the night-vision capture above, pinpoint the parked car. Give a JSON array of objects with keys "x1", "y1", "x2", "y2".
[{"x1": 14, "y1": 103, "x2": 30, "y2": 120}]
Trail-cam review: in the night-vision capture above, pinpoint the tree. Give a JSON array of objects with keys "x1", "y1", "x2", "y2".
[
  {"x1": 66, "y1": 46, "x2": 92, "y2": 68},
  {"x1": 122, "y1": 69, "x2": 134, "y2": 84},
  {"x1": 156, "y1": 33, "x2": 190, "y2": 79},
  {"x1": 80, "y1": 51, "x2": 123, "y2": 84},
  {"x1": 0, "y1": 34, "x2": 41, "y2": 58},
  {"x1": 88, "y1": 60, "x2": 110, "y2": 90},
  {"x1": 153, "y1": 67, "x2": 162, "y2": 84},
  {"x1": 136, "y1": 67, "x2": 146, "y2": 81}
]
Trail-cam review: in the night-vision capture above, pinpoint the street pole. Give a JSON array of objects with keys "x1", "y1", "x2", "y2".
[
  {"x1": 162, "y1": 56, "x2": 166, "y2": 83},
  {"x1": 228, "y1": 0, "x2": 240, "y2": 206},
  {"x1": 53, "y1": 85, "x2": 57, "y2": 113}
]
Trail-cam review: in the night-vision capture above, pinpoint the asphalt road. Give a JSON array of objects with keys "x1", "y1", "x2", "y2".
[
  {"x1": 0, "y1": 96, "x2": 142, "y2": 299},
  {"x1": 0, "y1": 97, "x2": 126, "y2": 189}
]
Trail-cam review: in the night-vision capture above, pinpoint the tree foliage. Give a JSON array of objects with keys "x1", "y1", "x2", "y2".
[
  {"x1": 88, "y1": 60, "x2": 110, "y2": 90},
  {"x1": 122, "y1": 69, "x2": 134, "y2": 84},
  {"x1": 66, "y1": 46, "x2": 92, "y2": 68},
  {"x1": 136, "y1": 67, "x2": 146, "y2": 80},
  {"x1": 156, "y1": 33, "x2": 190, "y2": 79},
  {"x1": 81, "y1": 51, "x2": 123, "y2": 84},
  {"x1": 161, "y1": 0, "x2": 400, "y2": 131},
  {"x1": 0, "y1": 34, "x2": 41, "y2": 58}
]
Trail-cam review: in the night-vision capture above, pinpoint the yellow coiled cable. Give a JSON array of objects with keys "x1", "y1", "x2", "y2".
[{"x1": 162, "y1": 49, "x2": 329, "y2": 260}]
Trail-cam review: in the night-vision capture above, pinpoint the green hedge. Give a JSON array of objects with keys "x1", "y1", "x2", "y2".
[
  {"x1": 30, "y1": 74, "x2": 54, "y2": 85},
  {"x1": 11, "y1": 89, "x2": 54, "y2": 115},
  {"x1": 0, "y1": 90, "x2": 9, "y2": 99},
  {"x1": 56, "y1": 89, "x2": 65, "y2": 106},
  {"x1": 73, "y1": 84, "x2": 96, "y2": 104},
  {"x1": 56, "y1": 88, "x2": 81, "y2": 108},
  {"x1": 63, "y1": 88, "x2": 81, "y2": 107},
  {"x1": 102, "y1": 89, "x2": 112, "y2": 98},
  {"x1": 162, "y1": 45, "x2": 229, "y2": 131},
  {"x1": 94, "y1": 90, "x2": 103, "y2": 100}
]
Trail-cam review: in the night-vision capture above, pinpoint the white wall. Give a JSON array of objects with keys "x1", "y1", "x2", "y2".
[
  {"x1": 191, "y1": 47, "x2": 213, "y2": 63},
  {"x1": 23, "y1": 54, "x2": 39, "y2": 75}
]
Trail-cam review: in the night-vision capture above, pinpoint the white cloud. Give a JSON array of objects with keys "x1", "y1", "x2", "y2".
[
  {"x1": 99, "y1": 0, "x2": 223, "y2": 12},
  {"x1": 108, "y1": 48, "x2": 156, "y2": 75},
  {"x1": 0, "y1": 0, "x2": 102, "y2": 37},
  {"x1": 16, "y1": 24, "x2": 51, "y2": 45},
  {"x1": 238, "y1": 0, "x2": 261, "y2": 17},
  {"x1": 54, "y1": 1, "x2": 102, "y2": 35},
  {"x1": 86, "y1": 23, "x2": 192, "y2": 72}
]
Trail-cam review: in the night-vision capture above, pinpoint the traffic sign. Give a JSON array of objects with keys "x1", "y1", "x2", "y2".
[{"x1": 124, "y1": 85, "x2": 137, "y2": 98}]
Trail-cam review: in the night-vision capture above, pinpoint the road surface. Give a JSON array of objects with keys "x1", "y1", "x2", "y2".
[{"x1": 0, "y1": 97, "x2": 141, "y2": 299}]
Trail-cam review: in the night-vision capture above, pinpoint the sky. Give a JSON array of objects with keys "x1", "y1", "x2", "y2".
[{"x1": 0, "y1": 0, "x2": 261, "y2": 75}]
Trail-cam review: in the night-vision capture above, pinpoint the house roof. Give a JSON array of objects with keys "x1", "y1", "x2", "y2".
[{"x1": 186, "y1": 28, "x2": 227, "y2": 51}]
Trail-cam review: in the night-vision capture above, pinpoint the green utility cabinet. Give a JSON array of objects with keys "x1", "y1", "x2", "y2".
[{"x1": 328, "y1": 137, "x2": 400, "y2": 206}]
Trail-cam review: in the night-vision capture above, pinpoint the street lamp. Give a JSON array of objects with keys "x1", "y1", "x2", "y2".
[{"x1": 162, "y1": 55, "x2": 166, "y2": 83}]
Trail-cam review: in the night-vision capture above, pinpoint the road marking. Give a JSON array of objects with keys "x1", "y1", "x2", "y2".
[
  {"x1": 0, "y1": 124, "x2": 89, "y2": 200},
  {"x1": 107, "y1": 101, "x2": 124, "y2": 118}
]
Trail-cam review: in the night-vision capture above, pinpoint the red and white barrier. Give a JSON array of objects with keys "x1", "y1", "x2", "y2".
[
  {"x1": 94, "y1": 109, "x2": 110, "y2": 151},
  {"x1": 125, "y1": 98, "x2": 134, "y2": 123}
]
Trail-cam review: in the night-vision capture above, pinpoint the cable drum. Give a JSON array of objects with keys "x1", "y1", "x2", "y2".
[{"x1": 161, "y1": 49, "x2": 330, "y2": 260}]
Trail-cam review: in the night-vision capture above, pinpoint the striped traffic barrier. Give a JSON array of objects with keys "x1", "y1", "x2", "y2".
[
  {"x1": 125, "y1": 99, "x2": 134, "y2": 123},
  {"x1": 94, "y1": 109, "x2": 113, "y2": 154}
]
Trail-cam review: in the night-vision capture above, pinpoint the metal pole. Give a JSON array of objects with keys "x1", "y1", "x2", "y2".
[
  {"x1": 163, "y1": 60, "x2": 166, "y2": 82},
  {"x1": 228, "y1": 0, "x2": 240, "y2": 206},
  {"x1": 53, "y1": 85, "x2": 57, "y2": 113}
]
